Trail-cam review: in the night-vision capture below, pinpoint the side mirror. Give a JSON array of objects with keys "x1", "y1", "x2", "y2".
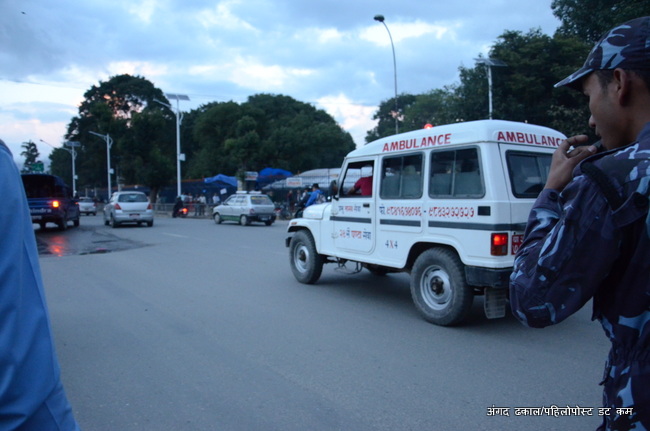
[{"x1": 329, "y1": 180, "x2": 339, "y2": 201}]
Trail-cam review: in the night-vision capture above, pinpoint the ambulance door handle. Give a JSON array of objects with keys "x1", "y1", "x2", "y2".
[{"x1": 363, "y1": 203, "x2": 370, "y2": 208}]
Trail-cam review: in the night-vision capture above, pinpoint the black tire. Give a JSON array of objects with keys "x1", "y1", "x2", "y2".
[
  {"x1": 147, "y1": 220, "x2": 154, "y2": 227},
  {"x1": 240, "y1": 215, "x2": 250, "y2": 226},
  {"x1": 73, "y1": 217, "x2": 80, "y2": 227},
  {"x1": 39, "y1": 222, "x2": 46, "y2": 230},
  {"x1": 110, "y1": 215, "x2": 119, "y2": 228},
  {"x1": 214, "y1": 213, "x2": 222, "y2": 224},
  {"x1": 58, "y1": 217, "x2": 67, "y2": 231},
  {"x1": 410, "y1": 248, "x2": 473, "y2": 326},
  {"x1": 264, "y1": 219, "x2": 273, "y2": 226},
  {"x1": 289, "y1": 230, "x2": 323, "y2": 284}
]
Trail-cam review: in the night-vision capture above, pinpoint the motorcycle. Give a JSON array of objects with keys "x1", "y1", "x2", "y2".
[{"x1": 172, "y1": 201, "x2": 188, "y2": 218}]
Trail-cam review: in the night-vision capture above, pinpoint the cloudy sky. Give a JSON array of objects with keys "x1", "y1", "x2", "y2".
[{"x1": 1, "y1": 0, "x2": 561, "y2": 165}]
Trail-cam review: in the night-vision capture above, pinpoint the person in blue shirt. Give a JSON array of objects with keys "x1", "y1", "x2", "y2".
[
  {"x1": 304, "y1": 183, "x2": 325, "y2": 207},
  {"x1": 509, "y1": 17, "x2": 650, "y2": 431},
  {"x1": 0, "y1": 139, "x2": 81, "y2": 430}
]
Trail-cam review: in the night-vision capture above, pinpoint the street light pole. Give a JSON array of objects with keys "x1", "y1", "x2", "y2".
[
  {"x1": 374, "y1": 14, "x2": 398, "y2": 135},
  {"x1": 89, "y1": 131, "x2": 113, "y2": 200},
  {"x1": 154, "y1": 93, "x2": 190, "y2": 198},
  {"x1": 64, "y1": 141, "x2": 80, "y2": 196},
  {"x1": 474, "y1": 57, "x2": 507, "y2": 120},
  {"x1": 39, "y1": 139, "x2": 77, "y2": 193}
]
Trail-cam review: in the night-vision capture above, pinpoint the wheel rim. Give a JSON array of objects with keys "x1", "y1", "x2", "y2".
[
  {"x1": 293, "y1": 243, "x2": 310, "y2": 274},
  {"x1": 420, "y1": 265, "x2": 452, "y2": 310}
]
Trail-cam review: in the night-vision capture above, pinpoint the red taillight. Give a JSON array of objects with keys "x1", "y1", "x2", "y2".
[
  {"x1": 491, "y1": 233, "x2": 508, "y2": 256},
  {"x1": 52, "y1": 200, "x2": 60, "y2": 208},
  {"x1": 114, "y1": 203, "x2": 122, "y2": 210},
  {"x1": 147, "y1": 203, "x2": 152, "y2": 210}
]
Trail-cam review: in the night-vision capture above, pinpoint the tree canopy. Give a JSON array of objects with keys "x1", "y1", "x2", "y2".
[
  {"x1": 187, "y1": 94, "x2": 355, "y2": 179},
  {"x1": 368, "y1": 28, "x2": 592, "y2": 143},
  {"x1": 20, "y1": 140, "x2": 41, "y2": 173},
  {"x1": 552, "y1": 0, "x2": 650, "y2": 43},
  {"x1": 50, "y1": 76, "x2": 354, "y2": 199}
]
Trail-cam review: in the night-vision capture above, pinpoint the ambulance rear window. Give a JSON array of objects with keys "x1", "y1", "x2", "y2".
[{"x1": 506, "y1": 151, "x2": 551, "y2": 198}]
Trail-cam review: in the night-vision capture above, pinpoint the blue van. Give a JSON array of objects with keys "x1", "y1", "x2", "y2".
[{"x1": 21, "y1": 174, "x2": 80, "y2": 231}]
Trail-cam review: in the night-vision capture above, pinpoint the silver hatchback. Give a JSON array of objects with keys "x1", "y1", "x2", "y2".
[
  {"x1": 103, "y1": 191, "x2": 154, "y2": 227},
  {"x1": 213, "y1": 192, "x2": 276, "y2": 226}
]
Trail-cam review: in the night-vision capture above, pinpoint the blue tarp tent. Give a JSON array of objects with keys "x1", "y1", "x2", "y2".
[
  {"x1": 256, "y1": 167, "x2": 293, "y2": 188},
  {"x1": 204, "y1": 174, "x2": 237, "y2": 188}
]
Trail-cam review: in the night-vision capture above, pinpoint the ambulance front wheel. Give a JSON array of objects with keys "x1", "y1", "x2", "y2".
[
  {"x1": 289, "y1": 230, "x2": 323, "y2": 284},
  {"x1": 410, "y1": 248, "x2": 473, "y2": 326}
]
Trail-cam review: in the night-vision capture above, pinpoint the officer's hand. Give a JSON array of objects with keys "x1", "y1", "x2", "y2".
[{"x1": 544, "y1": 135, "x2": 597, "y2": 191}]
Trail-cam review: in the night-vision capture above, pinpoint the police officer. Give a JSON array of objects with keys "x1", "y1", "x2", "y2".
[{"x1": 510, "y1": 17, "x2": 650, "y2": 431}]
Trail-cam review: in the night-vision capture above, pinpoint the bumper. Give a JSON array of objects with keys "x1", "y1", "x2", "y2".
[
  {"x1": 465, "y1": 266, "x2": 512, "y2": 288},
  {"x1": 113, "y1": 212, "x2": 154, "y2": 223},
  {"x1": 250, "y1": 214, "x2": 276, "y2": 223}
]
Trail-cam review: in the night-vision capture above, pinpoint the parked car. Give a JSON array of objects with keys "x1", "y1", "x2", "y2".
[
  {"x1": 103, "y1": 191, "x2": 154, "y2": 227},
  {"x1": 78, "y1": 197, "x2": 97, "y2": 216},
  {"x1": 21, "y1": 173, "x2": 80, "y2": 231},
  {"x1": 213, "y1": 192, "x2": 276, "y2": 226}
]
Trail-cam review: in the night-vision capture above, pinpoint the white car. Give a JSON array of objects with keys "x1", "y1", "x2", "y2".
[
  {"x1": 103, "y1": 191, "x2": 154, "y2": 227},
  {"x1": 78, "y1": 197, "x2": 97, "y2": 216},
  {"x1": 213, "y1": 192, "x2": 276, "y2": 226}
]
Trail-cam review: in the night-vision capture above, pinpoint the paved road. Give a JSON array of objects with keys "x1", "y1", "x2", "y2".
[{"x1": 38, "y1": 215, "x2": 610, "y2": 430}]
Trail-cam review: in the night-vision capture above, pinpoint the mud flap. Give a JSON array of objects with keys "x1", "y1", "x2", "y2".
[{"x1": 484, "y1": 288, "x2": 507, "y2": 319}]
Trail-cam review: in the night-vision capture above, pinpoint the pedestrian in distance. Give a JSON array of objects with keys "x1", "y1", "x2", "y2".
[
  {"x1": 0, "y1": 139, "x2": 81, "y2": 430},
  {"x1": 509, "y1": 17, "x2": 650, "y2": 431},
  {"x1": 304, "y1": 183, "x2": 325, "y2": 207}
]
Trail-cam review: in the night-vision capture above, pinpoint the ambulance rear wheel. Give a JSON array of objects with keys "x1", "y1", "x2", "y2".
[
  {"x1": 289, "y1": 230, "x2": 323, "y2": 284},
  {"x1": 410, "y1": 248, "x2": 473, "y2": 326}
]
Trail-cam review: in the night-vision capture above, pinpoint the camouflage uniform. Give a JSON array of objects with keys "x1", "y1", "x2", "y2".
[{"x1": 509, "y1": 123, "x2": 650, "y2": 430}]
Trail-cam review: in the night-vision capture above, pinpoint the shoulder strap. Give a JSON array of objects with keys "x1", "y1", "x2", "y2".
[{"x1": 580, "y1": 162, "x2": 625, "y2": 211}]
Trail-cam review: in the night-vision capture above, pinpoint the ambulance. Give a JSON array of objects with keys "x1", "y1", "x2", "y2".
[{"x1": 286, "y1": 119, "x2": 565, "y2": 326}]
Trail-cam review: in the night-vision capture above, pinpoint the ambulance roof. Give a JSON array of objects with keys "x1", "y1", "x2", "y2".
[{"x1": 348, "y1": 119, "x2": 566, "y2": 158}]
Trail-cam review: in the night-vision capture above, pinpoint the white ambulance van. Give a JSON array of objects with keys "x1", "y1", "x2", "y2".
[{"x1": 286, "y1": 119, "x2": 565, "y2": 326}]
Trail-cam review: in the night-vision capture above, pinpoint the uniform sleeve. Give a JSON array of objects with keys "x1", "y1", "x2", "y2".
[{"x1": 509, "y1": 178, "x2": 622, "y2": 328}]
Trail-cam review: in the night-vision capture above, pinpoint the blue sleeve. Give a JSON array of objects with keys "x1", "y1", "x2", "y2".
[
  {"x1": 509, "y1": 179, "x2": 622, "y2": 328},
  {"x1": 0, "y1": 144, "x2": 71, "y2": 426},
  {"x1": 305, "y1": 192, "x2": 318, "y2": 206}
]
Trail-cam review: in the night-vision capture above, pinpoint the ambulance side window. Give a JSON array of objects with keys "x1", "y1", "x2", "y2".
[
  {"x1": 380, "y1": 153, "x2": 423, "y2": 199},
  {"x1": 429, "y1": 148, "x2": 484, "y2": 198},
  {"x1": 340, "y1": 161, "x2": 374, "y2": 197}
]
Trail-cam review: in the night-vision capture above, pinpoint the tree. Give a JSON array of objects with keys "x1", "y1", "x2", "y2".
[
  {"x1": 188, "y1": 94, "x2": 355, "y2": 180},
  {"x1": 20, "y1": 140, "x2": 40, "y2": 173},
  {"x1": 365, "y1": 94, "x2": 417, "y2": 143},
  {"x1": 401, "y1": 88, "x2": 463, "y2": 132},
  {"x1": 552, "y1": 0, "x2": 650, "y2": 43},
  {"x1": 55, "y1": 74, "x2": 175, "y2": 200}
]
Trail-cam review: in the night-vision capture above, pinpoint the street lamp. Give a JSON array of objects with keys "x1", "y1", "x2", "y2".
[
  {"x1": 39, "y1": 139, "x2": 77, "y2": 193},
  {"x1": 154, "y1": 93, "x2": 190, "y2": 198},
  {"x1": 88, "y1": 131, "x2": 114, "y2": 200},
  {"x1": 474, "y1": 57, "x2": 507, "y2": 120},
  {"x1": 64, "y1": 141, "x2": 80, "y2": 196},
  {"x1": 374, "y1": 14, "x2": 399, "y2": 135}
]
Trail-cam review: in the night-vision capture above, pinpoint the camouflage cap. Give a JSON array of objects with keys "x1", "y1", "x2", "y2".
[{"x1": 555, "y1": 16, "x2": 650, "y2": 88}]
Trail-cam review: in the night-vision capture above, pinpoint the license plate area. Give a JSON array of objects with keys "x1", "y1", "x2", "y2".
[{"x1": 511, "y1": 233, "x2": 524, "y2": 255}]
